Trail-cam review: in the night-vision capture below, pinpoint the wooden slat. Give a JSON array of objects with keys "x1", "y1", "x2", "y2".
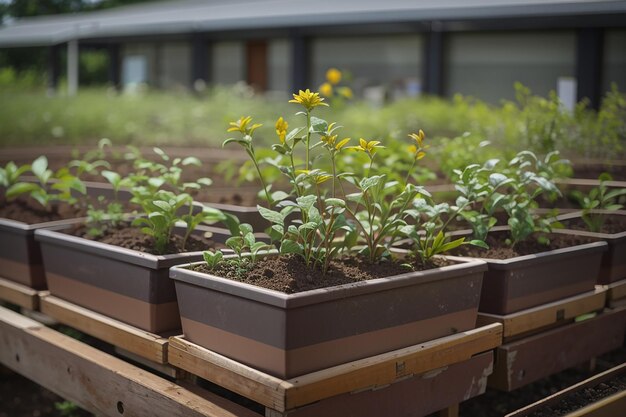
[
  {"x1": 0, "y1": 306, "x2": 259, "y2": 417},
  {"x1": 477, "y1": 288, "x2": 607, "y2": 339},
  {"x1": 0, "y1": 276, "x2": 39, "y2": 310},
  {"x1": 169, "y1": 323, "x2": 502, "y2": 412},
  {"x1": 168, "y1": 335, "x2": 286, "y2": 411},
  {"x1": 40, "y1": 292, "x2": 169, "y2": 364},
  {"x1": 490, "y1": 308, "x2": 626, "y2": 391},
  {"x1": 505, "y1": 362, "x2": 626, "y2": 417},
  {"x1": 564, "y1": 390, "x2": 626, "y2": 417},
  {"x1": 605, "y1": 279, "x2": 626, "y2": 301}
]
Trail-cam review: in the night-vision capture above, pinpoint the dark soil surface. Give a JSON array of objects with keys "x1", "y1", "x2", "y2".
[
  {"x1": 452, "y1": 232, "x2": 597, "y2": 259},
  {"x1": 68, "y1": 223, "x2": 217, "y2": 255},
  {"x1": 527, "y1": 374, "x2": 626, "y2": 417},
  {"x1": 562, "y1": 214, "x2": 626, "y2": 234},
  {"x1": 0, "y1": 197, "x2": 84, "y2": 224},
  {"x1": 191, "y1": 255, "x2": 452, "y2": 293}
]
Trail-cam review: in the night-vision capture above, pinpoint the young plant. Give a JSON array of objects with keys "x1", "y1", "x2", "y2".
[
  {"x1": 203, "y1": 222, "x2": 271, "y2": 275},
  {"x1": 4, "y1": 156, "x2": 86, "y2": 209},
  {"x1": 572, "y1": 173, "x2": 626, "y2": 232}
]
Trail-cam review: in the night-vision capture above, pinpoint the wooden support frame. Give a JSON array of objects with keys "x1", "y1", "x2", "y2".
[
  {"x1": 0, "y1": 276, "x2": 39, "y2": 310},
  {"x1": 39, "y1": 292, "x2": 170, "y2": 365},
  {"x1": 477, "y1": 288, "x2": 607, "y2": 341},
  {"x1": 506, "y1": 363, "x2": 626, "y2": 417},
  {"x1": 564, "y1": 390, "x2": 626, "y2": 417},
  {"x1": 0, "y1": 305, "x2": 259, "y2": 417},
  {"x1": 168, "y1": 323, "x2": 502, "y2": 413},
  {"x1": 489, "y1": 308, "x2": 626, "y2": 391},
  {"x1": 604, "y1": 279, "x2": 626, "y2": 306}
]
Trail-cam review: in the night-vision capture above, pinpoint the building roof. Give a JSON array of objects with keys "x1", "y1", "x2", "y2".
[{"x1": 1, "y1": 0, "x2": 626, "y2": 47}]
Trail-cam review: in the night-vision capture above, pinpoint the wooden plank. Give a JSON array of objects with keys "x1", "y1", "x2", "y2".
[
  {"x1": 0, "y1": 306, "x2": 259, "y2": 417},
  {"x1": 564, "y1": 390, "x2": 626, "y2": 417},
  {"x1": 490, "y1": 308, "x2": 626, "y2": 391},
  {"x1": 605, "y1": 279, "x2": 626, "y2": 301},
  {"x1": 506, "y1": 362, "x2": 626, "y2": 417},
  {"x1": 168, "y1": 335, "x2": 286, "y2": 411},
  {"x1": 169, "y1": 323, "x2": 502, "y2": 412},
  {"x1": 439, "y1": 404, "x2": 459, "y2": 417},
  {"x1": 477, "y1": 288, "x2": 607, "y2": 338},
  {"x1": 40, "y1": 293, "x2": 169, "y2": 364},
  {"x1": 0, "y1": 276, "x2": 39, "y2": 310}
]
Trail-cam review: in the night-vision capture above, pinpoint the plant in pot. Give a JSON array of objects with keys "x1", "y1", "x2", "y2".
[
  {"x1": 450, "y1": 151, "x2": 608, "y2": 314},
  {"x1": 35, "y1": 148, "x2": 230, "y2": 333},
  {"x1": 554, "y1": 173, "x2": 626, "y2": 284},
  {"x1": 170, "y1": 90, "x2": 488, "y2": 378},
  {"x1": 0, "y1": 156, "x2": 87, "y2": 289}
]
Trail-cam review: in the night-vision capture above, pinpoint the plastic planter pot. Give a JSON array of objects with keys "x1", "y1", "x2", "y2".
[
  {"x1": 35, "y1": 225, "x2": 229, "y2": 333},
  {"x1": 0, "y1": 217, "x2": 83, "y2": 289},
  {"x1": 554, "y1": 210, "x2": 626, "y2": 284},
  {"x1": 170, "y1": 257, "x2": 487, "y2": 379},
  {"x1": 454, "y1": 231, "x2": 608, "y2": 315}
]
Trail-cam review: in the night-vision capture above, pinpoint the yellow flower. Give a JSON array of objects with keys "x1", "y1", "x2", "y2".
[
  {"x1": 408, "y1": 130, "x2": 429, "y2": 160},
  {"x1": 348, "y1": 138, "x2": 385, "y2": 156},
  {"x1": 227, "y1": 116, "x2": 262, "y2": 135},
  {"x1": 289, "y1": 89, "x2": 329, "y2": 111},
  {"x1": 319, "y1": 82, "x2": 333, "y2": 97},
  {"x1": 338, "y1": 86, "x2": 353, "y2": 99},
  {"x1": 326, "y1": 68, "x2": 342, "y2": 85},
  {"x1": 275, "y1": 117, "x2": 288, "y2": 144}
]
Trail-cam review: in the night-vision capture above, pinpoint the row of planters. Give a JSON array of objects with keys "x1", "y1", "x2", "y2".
[{"x1": 1, "y1": 90, "x2": 626, "y2": 384}]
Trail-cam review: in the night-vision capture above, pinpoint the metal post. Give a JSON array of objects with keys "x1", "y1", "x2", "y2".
[
  {"x1": 576, "y1": 28, "x2": 604, "y2": 109},
  {"x1": 291, "y1": 32, "x2": 310, "y2": 93},
  {"x1": 191, "y1": 34, "x2": 210, "y2": 91},
  {"x1": 108, "y1": 43, "x2": 121, "y2": 90},
  {"x1": 67, "y1": 39, "x2": 79, "y2": 96},
  {"x1": 423, "y1": 22, "x2": 445, "y2": 97},
  {"x1": 47, "y1": 44, "x2": 61, "y2": 95}
]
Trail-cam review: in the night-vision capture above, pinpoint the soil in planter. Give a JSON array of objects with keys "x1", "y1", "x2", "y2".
[
  {"x1": 452, "y1": 233, "x2": 597, "y2": 259},
  {"x1": 67, "y1": 223, "x2": 218, "y2": 255},
  {"x1": 562, "y1": 214, "x2": 626, "y2": 234},
  {"x1": 526, "y1": 374, "x2": 626, "y2": 417},
  {"x1": 0, "y1": 196, "x2": 84, "y2": 224},
  {"x1": 191, "y1": 255, "x2": 453, "y2": 293}
]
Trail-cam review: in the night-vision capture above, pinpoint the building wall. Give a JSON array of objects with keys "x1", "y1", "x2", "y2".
[
  {"x1": 121, "y1": 42, "x2": 158, "y2": 86},
  {"x1": 267, "y1": 38, "x2": 291, "y2": 94},
  {"x1": 603, "y1": 29, "x2": 626, "y2": 93},
  {"x1": 212, "y1": 41, "x2": 245, "y2": 85},
  {"x1": 311, "y1": 35, "x2": 423, "y2": 96},
  {"x1": 158, "y1": 42, "x2": 191, "y2": 89},
  {"x1": 446, "y1": 31, "x2": 576, "y2": 103}
]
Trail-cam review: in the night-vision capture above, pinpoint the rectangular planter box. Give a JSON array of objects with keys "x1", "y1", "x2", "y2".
[
  {"x1": 170, "y1": 257, "x2": 487, "y2": 379},
  {"x1": 35, "y1": 225, "x2": 228, "y2": 333},
  {"x1": 455, "y1": 231, "x2": 607, "y2": 315},
  {"x1": 555, "y1": 210, "x2": 626, "y2": 284},
  {"x1": 0, "y1": 217, "x2": 82, "y2": 289}
]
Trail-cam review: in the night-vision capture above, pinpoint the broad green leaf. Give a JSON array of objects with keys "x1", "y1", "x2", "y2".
[
  {"x1": 257, "y1": 205, "x2": 284, "y2": 224},
  {"x1": 6, "y1": 182, "x2": 40, "y2": 199},
  {"x1": 182, "y1": 156, "x2": 201, "y2": 166},
  {"x1": 31, "y1": 156, "x2": 48, "y2": 178},
  {"x1": 101, "y1": 170, "x2": 121, "y2": 187},
  {"x1": 280, "y1": 239, "x2": 303, "y2": 255}
]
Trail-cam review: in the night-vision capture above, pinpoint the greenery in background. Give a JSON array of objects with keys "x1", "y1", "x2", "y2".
[{"x1": 572, "y1": 173, "x2": 626, "y2": 233}]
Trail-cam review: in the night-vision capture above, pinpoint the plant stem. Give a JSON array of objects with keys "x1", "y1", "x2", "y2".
[
  {"x1": 248, "y1": 148, "x2": 273, "y2": 208},
  {"x1": 404, "y1": 158, "x2": 416, "y2": 186},
  {"x1": 305, "y1": 111, "x2": 311, "y2": 171}
]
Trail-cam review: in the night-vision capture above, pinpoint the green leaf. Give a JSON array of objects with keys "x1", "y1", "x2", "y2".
[
  {"x1": 468, "y1": 239, "x2": 489, "y2": 249},
  {"x1": 309, "y1": 117, "x2": 328, "y2": 134},
  {"x1": 31, "y1": 156, "x2": 48, "y2": 178},
  {"x1": 101, "y1": 170, "x2": 121, "y2": 187},
  {"x1": 6, "y1": 182, "x2": 40, "y2": 199},
  {"x1": 153, "y1": 147, "x2": 169, "y2": 160},
  {"x1": 280, "y1": 239, "x2": 303, "y2": 255},
  {"x1": 197, "y1": 177, "x2": 213, "y2": 187},
  {"x1": 296, "y1": 195, "x2": 317, "y2": 211},
  {"x1": 152, "y1": 200, "x2": 172, "y2": 212},
  {"x1": 243, "y1": 232, "x2": 256, "y2": 248},
  {"x1": 148, "y1": 177, "x2": 166, "y2": 189},
  {"x1": 437, "y1": 237, "x2": 466, "y2": 254},
  {"x1": 182, "y1": 157, "x2": 201, "y2": 166},
  {"x1": 325, "y1": 198, "x2": 346, "y2": 208},
  {"x1": 257, "y1": 205, "x2": 284, "y2": 225},
  {"x1": 271, "y1": 190, "x2": 290, "y2": 202}
]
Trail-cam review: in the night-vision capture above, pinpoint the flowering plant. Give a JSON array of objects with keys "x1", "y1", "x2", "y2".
[{"x1": 204, "y1": 89, "x2": 478, "y2": 275}]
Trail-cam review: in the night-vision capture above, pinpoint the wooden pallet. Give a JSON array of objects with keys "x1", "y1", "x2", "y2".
[
  {"x1": 603, "y1": 279, "x2": 626, "y2": 308},
  {"x1": 39, "y1": 292, "x2": 171, "y2": 365},
  {"x1": 0, "y1": 305, "x2": 258, "y2": 417},
  {"x1": 0, "y1": 276, "x2": 39, "y2": 310},
  {"x1": 477, "y1": 288, "x2": 607, "y2": 342},
  {"x1": 506, "y1": 363, "x2": 626, "y2": 417},
  {"x1": 169, "y1": 323, "x2": 502, "y2": 416},
  {"x1": 489, "y1": 308, "x2": 626, "y2": 391}
]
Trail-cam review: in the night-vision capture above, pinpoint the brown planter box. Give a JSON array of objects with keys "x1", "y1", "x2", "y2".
[
  {"x1": 555, "y1": 210, "x2": 626, "y2": 284},
  {"x1": 35, "y1": 225, "x2": 229, "y2": 333},
  {"x1": 0, "y1": 217, "x2": 82, "y2": 289},
  {"x1": 170, "y1": 257, "x2": 487, "y2": 379},
  {"x1": 454, "y1": 232, "x2": 607, "y2": 315}
]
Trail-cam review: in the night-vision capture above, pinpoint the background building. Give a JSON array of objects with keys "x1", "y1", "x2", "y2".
[{"x1": 0, "y1": 0, "x2": 625, "y2": 106}]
